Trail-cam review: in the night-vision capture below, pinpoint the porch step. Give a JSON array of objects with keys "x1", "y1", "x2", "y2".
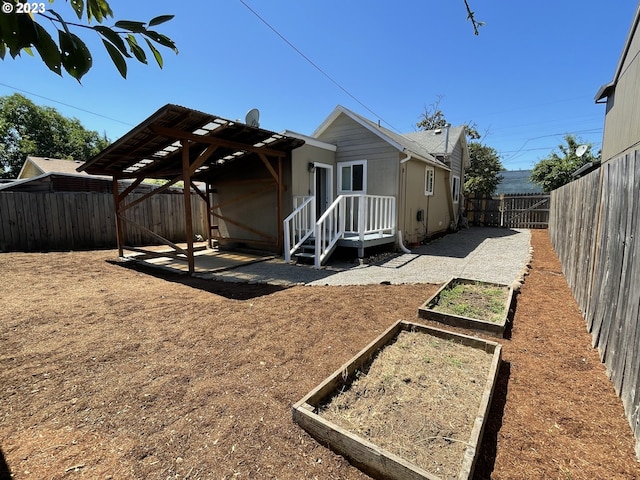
[{"x1": 294, "y1": 239, "x2": 317, "y2": 263}]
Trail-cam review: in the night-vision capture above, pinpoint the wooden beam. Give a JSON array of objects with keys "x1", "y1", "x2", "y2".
[
  {"x1": 210, "y1": 211, "x2": 275, "y2": 241},
  {"x1": 182, "y1": 139, "x2": 195, "y2": 274},
  {"x1": 112, "y1": 176, "x2": 125, "y2": 257},
  {"x1": 205, "y1": 182, "x2": 213, "y2": 249},
  {"x1": 117, "y1": 177, "x2": 144, "y2": 203},
  {"x1": 258, "y1": 153, "x2": 279, "y2": 183},
  {"x1": 118, "y1": 215, "x2": 188, "y2": 256},
  {"x1": 152, "y1": 125, "x2": 287, "y2": 158},
  {"x1": 119, "y1": 174, "x2": 184, "y2": 213}
]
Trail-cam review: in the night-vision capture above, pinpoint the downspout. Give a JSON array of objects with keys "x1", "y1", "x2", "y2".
[{"x1": 398, "y1": 152, "x2": 412, "y2": 253}]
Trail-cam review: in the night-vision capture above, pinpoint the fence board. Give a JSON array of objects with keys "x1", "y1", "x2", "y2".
[
  {"x1": 0, "y1": 191, "x2": 207, "y2": 252},
  {"x1": 465, "y1": 193, "x2": 550, "y2": 228},
  {"x1": 549, "y1": 148, "x2": 640, "y2": 459}
]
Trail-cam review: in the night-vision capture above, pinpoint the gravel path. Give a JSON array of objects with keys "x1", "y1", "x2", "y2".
[{"x1": 202, "y1": 227, "x2": 532, "y2": 287}]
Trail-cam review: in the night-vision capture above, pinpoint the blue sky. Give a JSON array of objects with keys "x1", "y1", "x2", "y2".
[{"x1": 1, "y1": 1, "x2": 637, "y2": 170}]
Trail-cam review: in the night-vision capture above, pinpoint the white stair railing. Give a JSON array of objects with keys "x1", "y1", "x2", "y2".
[
  {"x1": 314, "y1": 194, "x2": 396, "y2": 268},
  {"x1": 283, "y1": 196, "x2": 315, "y2": 262},
  {"x1": 314, "y1": 195, "x2": 345, "y2": 269}
]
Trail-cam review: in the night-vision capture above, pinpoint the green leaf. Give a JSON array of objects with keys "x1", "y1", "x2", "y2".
[
  {"x1": 101, "y1": 39, "x2": 126, "y2": 78},
  {"x1": 58, "y1": 30, "x2": 93, "y2": 81},
  {"x1": 33, "y1": 22, "x2": 62, "y2": 75},
  {"x1": 144, "y1": 38, "x2": 162, "y2": 68},
  {"x1": 23, "y1": 47, "x2": 34, "y2": 57},
  {"x1": 142, "y1": 30, "x2": 178, "y2": 53},
  {"x1": 70, "y1": 0, "x2": 84, "y2": 20},
  {"x1": 86, "y1": 0, "x2": 113, "y2": 23},
  {"x1": 125, "y1": 34, "x2": 146, "y2": 64},
  {"x1": 94, "y1": 25, "x2": 131, "y2": 57},
  {"x1": 0, "y1": 42, "x2": 6, "y2": 60},
  {"x1": 148, "y1": 15, "x2": 174, "y2": 27},
  {"x1": 114, "y1": 20, "x2": 147, "y2": 33}
]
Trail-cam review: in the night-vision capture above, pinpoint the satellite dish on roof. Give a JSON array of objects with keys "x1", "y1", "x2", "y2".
[
  {"x1": 576, "y1": 144, "x2": 589, "y2": 157},
  {"x1": 245, "y1": 108, "x2": 260, "y2": 128}
]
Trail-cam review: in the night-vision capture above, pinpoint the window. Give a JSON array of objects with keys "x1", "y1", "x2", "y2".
[
  {"x1": 424, "y1": 166, "x2": 435, "y2": 196},
  {"x1": 338, "y1": 160, "x2": 367, "y2": 193},
  {"x1": 452, "y1": 175, "x2": 460, "y2": 203}
]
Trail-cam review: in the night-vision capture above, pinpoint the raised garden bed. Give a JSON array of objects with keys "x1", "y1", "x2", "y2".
[
  {"x1": 292, "y1": 320, "x2": 502, "y2": 480},
  {"x1": 418, "y1": 277, "x2": 514, "y2": 337}
]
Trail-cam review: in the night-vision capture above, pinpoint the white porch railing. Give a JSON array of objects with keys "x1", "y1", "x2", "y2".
[
  {"x1": 314, "y1": 194, "x2": 396, "y2": 268},
  {"x1": 283, "y1": 195, "x2": 315, "y2": 263},
  {"x1": 284, "y1": 194, "x2": 396, "y2": 268}
]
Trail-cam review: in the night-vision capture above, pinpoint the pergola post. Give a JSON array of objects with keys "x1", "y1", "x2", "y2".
[
  {"x1": 182, "y1": 139, "x2": 195, "y2": 274},
  {"x1": 112, "y1": 175, "x2": 124, "y2": 257}
]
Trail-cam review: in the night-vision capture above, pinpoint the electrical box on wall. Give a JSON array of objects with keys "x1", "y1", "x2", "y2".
[{"x1": 416, "y1": 209, "x2": 424, "y2": 222}]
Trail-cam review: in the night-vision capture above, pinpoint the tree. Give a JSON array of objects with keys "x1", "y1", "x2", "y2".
[
  {"x1": 417, "y1": 96, "x2": 481, "y2": 140},
  {"x1": 464, "y1": 143, "x2": 504, "y2": 196},
  {"x1": 0, "y1": 93, "x2": 110, "y2": 178},
  {"x1": 530, "y1": 134, "x2": 600, "y2": 192},
  {"x1": 416, "y1": 99, "x2": 502, "y2": 196},
  {"x1": 0, "y1": 0, "x2": 178, "y2": 81}
]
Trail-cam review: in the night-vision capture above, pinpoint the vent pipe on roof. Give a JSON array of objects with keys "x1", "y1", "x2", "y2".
[{"x1": 444, "y1": 124, "x2": 451, "y2": 158}]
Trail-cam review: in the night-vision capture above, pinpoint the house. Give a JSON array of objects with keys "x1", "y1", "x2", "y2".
[
  {"x1": 78, "y1": 104, "x2": 468, "y2": 272},
  {"x1": 595, "y1": 2, "x2": 640, "y2": 163},
  {"x1": 17, "y1": 156, "x2": 95, "y2": 179},
  {"x1": 282, "y1": 106, "x2": 469, "y2": 266}
]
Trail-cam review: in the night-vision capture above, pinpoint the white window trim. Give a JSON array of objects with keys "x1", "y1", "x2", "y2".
[
  {"x1": 424, "y1": 166, "x2": 435, "y2": 196},
  {"x1": 337, "y1": 160, "x2": 367, "y2": 194},
  {"x1": 452, "y1": 175, "x2": 460, "y2": 204}
]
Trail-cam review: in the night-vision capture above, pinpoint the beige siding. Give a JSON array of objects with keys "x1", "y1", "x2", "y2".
[
  {"x1": 316, "y1": 113, "x2": 399, "y2": 197},
  {"x1": 19, "y1": 162, "x2": 41, "y2": 179},
  {"x1": 399, "y1": 160, "x2": 452, "y2": 244},
  {"x1": 290, "y1": 144, "x2": 336, "y2": 200},
  {"x1": 428, "y1": 167, "x2": 453, "y2": 235},
  {"x1": 211, "y1": 156, "x2": 285, "y2": 252},
  {"x1": 602, "y1": 24, "x2": 640, "y2": 162}
]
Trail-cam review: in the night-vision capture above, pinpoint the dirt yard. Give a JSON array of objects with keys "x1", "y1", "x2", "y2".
[{"x1": 0, "y1": 230, "x2": 638, "y2": 479}]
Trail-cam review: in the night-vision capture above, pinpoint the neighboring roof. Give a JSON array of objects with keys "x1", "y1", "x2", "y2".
[
  {"x1": 0, "y1": 171, "x2": 187, "y2": 194},
  {"x1": 312, "y1": 105, "x2": 448, "y2": 169},
  {"x1": 595, "y1": 3, "x2": 640, "y2": 102},
  {"x1": 494, "y1": 170, "x2": 544, "y2": 195},
  {"x1": 78, "y1": 104, "x2": 305, "y2": 180},
  {"x1": 18, "y1": 156, "x2": 95, "y2": 178}
]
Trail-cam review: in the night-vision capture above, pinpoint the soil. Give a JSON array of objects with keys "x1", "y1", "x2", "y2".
[
  {"x1": 431, "y1": 282, "x2": 509, "y2": 323},
  {"x1": 320, "y1": 330, "x2": 495, "y2": 479},
  {"x1": 0, "y1": 229, "x2": 638, "y2": 480}
]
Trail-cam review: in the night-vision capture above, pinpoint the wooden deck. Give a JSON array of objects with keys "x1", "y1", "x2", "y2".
[{"x1": 337, "y1": 232, "x2": 396, "y2": 248}]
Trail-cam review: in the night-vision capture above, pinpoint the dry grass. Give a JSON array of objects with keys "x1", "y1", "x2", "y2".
[{"x1": 319, "y1": 331, "x2": 494, "y2": 479}]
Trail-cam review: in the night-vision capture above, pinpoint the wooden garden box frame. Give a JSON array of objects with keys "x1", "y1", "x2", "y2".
[
  {"x1": 418, "y1": 277, "x2": 515, "y2": 337},
  {"x1": 292, "y1": 320, "x2": 502, "y2": 480}
]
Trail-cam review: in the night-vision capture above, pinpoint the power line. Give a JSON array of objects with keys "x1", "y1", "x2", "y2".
[
  {"x1": 237, "y1": 0, "x2": 401, "y2": 133},
  {"x1": 0, "y1": 81, "x2": 135, "y2": 127}
]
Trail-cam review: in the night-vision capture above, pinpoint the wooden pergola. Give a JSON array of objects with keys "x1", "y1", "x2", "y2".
[{"x1": 78, "y1": 104, "x2": 304, "y2": 274}]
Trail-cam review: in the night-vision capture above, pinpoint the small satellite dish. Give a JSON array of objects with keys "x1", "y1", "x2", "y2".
[
  {"x1": 245, "y1": 108, "x2": 260, "y2": 128},
  {"x1": 576, "y1": 144, "x2": 589, "y2": 157}
]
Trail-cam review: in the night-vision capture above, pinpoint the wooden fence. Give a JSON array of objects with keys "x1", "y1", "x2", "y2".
[
  {"x1": 465, "y1": 193, "x2": 550, "y2": 228},
  {"x1": 549, "y1": 149, "x2": 640, "y2": 458},
  {"x1": 0, "y1": 191, "x2": 208, "y2": 252}
]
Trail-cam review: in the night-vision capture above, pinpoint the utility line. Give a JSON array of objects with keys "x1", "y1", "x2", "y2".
[
  {"x1": 237, "y1": 0, "x2": 401, "y2": 133},
  {"x1": 0, "y1": 81, "x2": 135, "y2": 127}
]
